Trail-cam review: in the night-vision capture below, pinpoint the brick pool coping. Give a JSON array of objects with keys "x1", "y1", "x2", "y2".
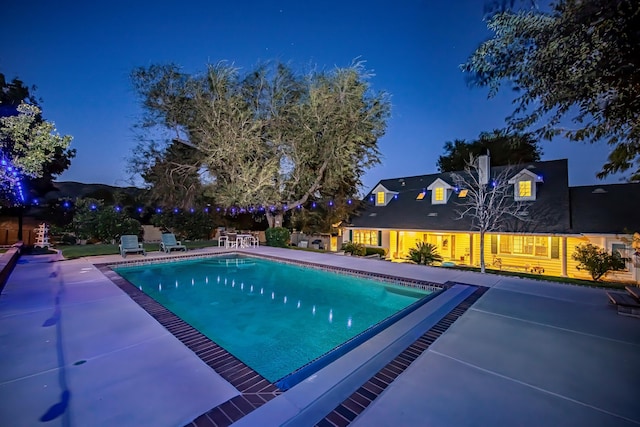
[
  {"x1": 96, "y1": 253, "x2": 485, "y2": 426},
  {"x1": 314, "y1": 284, "x2": 488, "y2": 427}
]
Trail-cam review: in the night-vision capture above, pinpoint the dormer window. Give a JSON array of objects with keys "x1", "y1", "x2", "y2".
[
  {"x1": 371, "y1": 184, "x2": 398, "y2": 206},
  {"x1": 509, "y1": 169, "x2": 543, "y2": 201},
  {"x1": 426, "y1": 178, "x2": 453, "y2": 205}
]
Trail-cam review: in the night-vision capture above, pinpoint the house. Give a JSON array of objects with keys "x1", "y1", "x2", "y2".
[{"x1": 343, "y1": 158, "x2": 640, "y2": 284}]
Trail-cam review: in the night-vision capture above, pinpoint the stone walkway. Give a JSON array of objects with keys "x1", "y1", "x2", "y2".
[{"x1": 0, "y1": 247, "x2": 638, "y2": 426}]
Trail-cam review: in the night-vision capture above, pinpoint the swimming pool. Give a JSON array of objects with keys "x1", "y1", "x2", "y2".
[{"x1": 114, "y1": 255, "x2": 437, "y2": 389}]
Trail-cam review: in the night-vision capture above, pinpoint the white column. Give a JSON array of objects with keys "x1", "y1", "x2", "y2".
[{"x1": 561, "y1": 236, "x2": 567, "y2": 277}]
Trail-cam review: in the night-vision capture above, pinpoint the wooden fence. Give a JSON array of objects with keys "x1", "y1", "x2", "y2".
[{"x1": 0, "y1": 228, "x2": 37, "y2": 246}]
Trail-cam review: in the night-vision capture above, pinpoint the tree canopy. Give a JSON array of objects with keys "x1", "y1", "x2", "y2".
[
  {"x1": 462, "y1": 0, "x2": 640, "y2": 181},
  {"x1": 437, "y1": 129, "x2": 541, "y2": 172},
  {"x1": 130, "y1": 61, "x2": 390, "y2": 227},
  {"x1": 0, "y1": 73, "x2": 75, "y2": 205}
]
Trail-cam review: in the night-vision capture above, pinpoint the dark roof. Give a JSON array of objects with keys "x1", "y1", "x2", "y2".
[
  {"x1": 350, "y1": 159, "x2": 572, "y2": 233},
  {"x1": 570, "y1": 183, "x2": 640, "y2": 234}
]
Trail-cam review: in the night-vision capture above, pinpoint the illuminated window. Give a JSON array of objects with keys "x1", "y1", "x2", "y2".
[
  {"x1": 376, "y1": 191, "x2": 385, "y2": 205},
  {"x1": 427, "y1": 178, "x2": 452, "y2": 205},
  {"x1": 416, "y1": 192, "x2": 425, "y2": 200},
  {"x1": 458, "y1": 189, "x2": 468, "y2": 198},
  {"x1": 534, "y1": 236, "x2": 548, "y2": 256},
  {"x1": 353, "y1": 230, "x2": 379, "y2": 246},
  {"x1": 518, "y1": 181, "x2": 532, "y2": 198},
  {"x1": 499, "y1": 236, "x2": 512, "y2": 254},
  {"x1": 499, "y1": 235, "x2": 548, "y2": 257},
  {"x1": 509, "y1": 169, "x2": 541, "y2": 201}
]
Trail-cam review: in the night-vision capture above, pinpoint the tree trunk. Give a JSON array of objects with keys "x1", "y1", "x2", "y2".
[
  {"x1": 17, "y1": 207, "x2": 23, "y2": 242},
  {"x1": 265, "y1": 211, "x2": 284, "y2": 229},
  {"x1": 479, "y1": 230, "x2": 486, "y2": 273}
]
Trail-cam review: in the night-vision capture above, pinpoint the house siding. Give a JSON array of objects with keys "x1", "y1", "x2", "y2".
[{"x1": 344, "y1": 227, "x2": 638, "y2": 284}]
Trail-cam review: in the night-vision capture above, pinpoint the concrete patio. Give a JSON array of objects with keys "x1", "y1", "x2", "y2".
[{"x1": 0, "y1": 246, "x2": 638, "y2": 426}]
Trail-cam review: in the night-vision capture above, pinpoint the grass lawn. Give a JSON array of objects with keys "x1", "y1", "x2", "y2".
[{"x1": 59, "y1": 240, "x2": 219, "y2": 259}]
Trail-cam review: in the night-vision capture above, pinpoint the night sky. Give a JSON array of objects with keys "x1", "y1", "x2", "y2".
[{"x1": 0, "y1": 0, "x2": 619, "y2": 192}]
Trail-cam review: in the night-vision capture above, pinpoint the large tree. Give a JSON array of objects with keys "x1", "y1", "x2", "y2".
[
  {"x1": 0, "y1": 73, "x2": 74, "y2": 240},
  {"x1": 0, "y1": 74, "x2": 75, "y2": 204},
  {"x1": 437, "y1": 129, "x2": 541, "y2": 172},
  {"x1": 130, "y1": 61, "x2": 390, "y2": 227},
  {"x1": 462, "y1": 0, "x2": 640, "y2": 181},
  {"x1": 450, "y1": 155, "x2": 530, "y2": 273}
]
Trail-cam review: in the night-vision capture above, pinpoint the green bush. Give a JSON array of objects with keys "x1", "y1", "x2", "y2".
[
  {"x1": 265, "y1": 227, "x2": 291, "y2": 248},
  {"x1": 72, "y1": 198, "x2": 141, "y2": 243},
  {"x1": 365, "y1": 247, "x2": 386, "y2": 257},
  {"x1": 407, "y1": 242, "x2": 443, "y2": 265},
  {"x1": 341, "y1": 241, "x2": 366, "y2": 256},
  {"x1": 60, "y1": 233, "x2": 77, "y2": 245},
  {"x1": 572, "y1": 244, "x2": 626, "y2": 281},
  {"x1": 151, "y1": 210, "x2": 216, "y2": 240}
]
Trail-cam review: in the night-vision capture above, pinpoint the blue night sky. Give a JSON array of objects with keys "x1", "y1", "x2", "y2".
[{"x1": 0, "y1": 0, "x2": 619, "y2": 193}]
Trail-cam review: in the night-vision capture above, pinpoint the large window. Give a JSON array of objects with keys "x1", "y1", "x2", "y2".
[
  {"x1": 353, "y1": 230, "x2": 379, "y2": 246},
  {"x1": 376, "y1": 191, "x2": 385, "y2": 205},
  {"x1": 499, "y1": 235, "x2": 548, "y2": 257}
]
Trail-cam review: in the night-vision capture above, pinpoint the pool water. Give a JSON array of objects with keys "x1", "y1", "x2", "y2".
[{"x1": 115, "y1": 255, "x2": 432, "y2": 385}]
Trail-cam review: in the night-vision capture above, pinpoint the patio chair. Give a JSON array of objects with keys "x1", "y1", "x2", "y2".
[
  {"x1": 160, "y1": 233, "x2": 187, "y2": 253},
  {"x1": 119, "y1": 235, "x2": 146, "y2": 258}
]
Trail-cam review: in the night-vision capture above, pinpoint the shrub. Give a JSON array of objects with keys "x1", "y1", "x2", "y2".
[
  {"x1": 60, "y1": 234, "x2": 77, "y2": 245},
  {"x1": 365, "y1": 247, "x2": 386, "y2": 257},
  {"x1": 265, "y1": 227, "x2": 291, "y2": 248},
  {"x1": 407, "y1": 242, "x2": 443, "y2": 265},
  {"x1": 151, "y1": 210, "x2": 215, "y2": 240},
  {"x1": 572, "y1": 244, "x2": 626, "y2": 281},
  {"x1": 341, "y1": 241, "x2": 366, "y2": 256},
  {"x1": 72, "y1": 198, "x2": 141, "y2": 243}
]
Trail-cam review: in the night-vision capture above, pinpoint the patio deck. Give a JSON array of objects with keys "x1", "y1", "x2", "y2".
[{"x1": 0, "y1": 246, "x2": 638, "y2": 426}]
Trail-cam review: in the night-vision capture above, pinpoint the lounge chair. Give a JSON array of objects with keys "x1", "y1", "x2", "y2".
[
  {"x1": 119, "y1": 235, "x2": 146, "y2": 258},
  {"x1": 160, "y1": 233, "x2": 187, "y2": 253}
]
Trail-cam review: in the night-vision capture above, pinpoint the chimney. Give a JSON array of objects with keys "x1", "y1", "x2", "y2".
[{"x1": 477, "y1": 150, "x2": 490, "y2": 185}]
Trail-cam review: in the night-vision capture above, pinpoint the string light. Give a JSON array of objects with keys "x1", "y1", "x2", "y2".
[
  {"x1": 0, "y1": 155, "x2": 26, "y2": 204},
  {"x1": 49, "y1": 197, "x2": 351, "y2": 216}
]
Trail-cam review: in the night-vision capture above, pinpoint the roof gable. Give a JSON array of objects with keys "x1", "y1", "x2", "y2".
[
  {"x1": 508, "y1": 168, "x2": 544, "y2": 184},
  {"x1": 426, "y1": 178, "x2": 453, "y2": 190}
]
